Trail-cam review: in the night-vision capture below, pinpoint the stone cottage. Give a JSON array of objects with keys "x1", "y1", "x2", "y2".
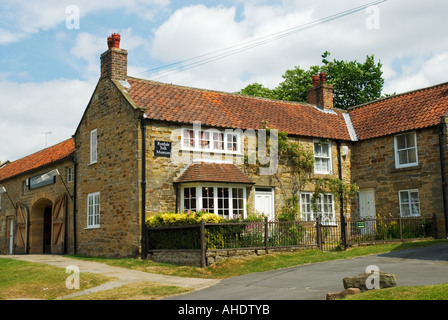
[
  {"x1": 349, "y1": 84, "x2": 448, "y2": 236},
  {"x1": 0, "y1": 33, "x2": 447, "y2": 257},
  {"x1": 0, "y1": 139, "x2": 75, "y2": 255}
]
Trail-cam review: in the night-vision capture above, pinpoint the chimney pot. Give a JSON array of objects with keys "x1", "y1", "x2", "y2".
[
  {"x1": 111, "y1": 33, "x2": 120, "y2": 48},
  {"x1": 312, "y1": 75, "x2": 320, "y2": 87},
  {"x1": 107, "y1": 36, "x2": 113, "y2": 49},
  {"x1": 319, "y1": 72, "x2": 327, "y2": 85}
]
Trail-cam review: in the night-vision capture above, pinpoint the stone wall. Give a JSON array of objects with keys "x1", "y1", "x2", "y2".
[
  {"x1": 74, "y1": 78, "x2": 142, "y2": 257},
  {"x1": 147, "y1": 246, "x2": 317, "y2": 267},
  {"x1": 351, "y1": 127, "x2": 447, "y2": 237}
]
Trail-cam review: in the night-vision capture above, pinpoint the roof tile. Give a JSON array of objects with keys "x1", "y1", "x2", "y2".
[
  {"x1": 175, "y1": 162, "x2": 254, "y2": 184},
  {"x1": 0, "y1": 138, "x2": 75, "y2": 182},
  {"x1": 124, "y1": 77, "x2": 352, "y2": 141},
  {"x1": 349, "y1": 82, "x2": 448, "y2": 140}
]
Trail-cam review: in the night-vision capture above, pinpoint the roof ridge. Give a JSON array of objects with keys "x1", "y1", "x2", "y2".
[
  {"x1": 126, "y1": 75, "x2": 322, "y2": 110},
  {"x1": 348, "y1": 80, "x2": 448, "y2": 111}
]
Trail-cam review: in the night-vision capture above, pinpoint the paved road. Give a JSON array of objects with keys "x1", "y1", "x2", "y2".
[{"x1": 167, "y1": 243, "x2": 448, "y2": 300}]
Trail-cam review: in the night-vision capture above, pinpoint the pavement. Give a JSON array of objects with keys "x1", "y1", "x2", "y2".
[{"x1": 1, "y1": 243, "x2": 448, "y2": 300}]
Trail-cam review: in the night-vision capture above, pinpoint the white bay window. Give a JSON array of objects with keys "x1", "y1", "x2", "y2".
[{"x1": 181, "y1": 184, "x2": 247, "y2": 219}]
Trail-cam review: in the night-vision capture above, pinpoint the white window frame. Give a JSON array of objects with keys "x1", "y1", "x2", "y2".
[
  {"x1": 300, "y1": 192, "x2": 335, "y2": 225},
  {"x1": 87, "y1": 192, "x2": 100, "y2": 228},
  {"x1": 398, "y1": 189, "x2": 421, "y2": 217},
  {"x1": 0, "y1": 193, "x2": 2, "y2": 210},
  {"x1": 67, "y1": 167, "x2": 73, "y2": 183},
  {"x1": 90, "y1": 129, "x2": 97, "y2": 164},
  {"x1": 313, "y1": 141, "x2": 332, "y2": 174},
  {"x1": 181, "y1": 127, "x2": 242, "y2": 155},
  {"x1": 180, "y1": 183, "x2": 247, "y2": 219},
  {"x1": 394, "y1": 132, "x2": 418, "y2": 169}
]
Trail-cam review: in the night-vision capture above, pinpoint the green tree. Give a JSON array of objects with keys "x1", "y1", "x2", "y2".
[
  {"x1": 238, "y1": 51, "x2": 384, "y2": 110},
  {"x1": 238, "y1": 83, "x2": 277, "y2": 100}
]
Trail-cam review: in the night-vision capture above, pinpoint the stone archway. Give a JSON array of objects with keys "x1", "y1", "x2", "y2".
[{"x1": 29, "y1": 198, "x2": 53, "y2": 254}]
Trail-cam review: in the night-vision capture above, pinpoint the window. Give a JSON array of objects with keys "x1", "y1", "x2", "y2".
[
  {"x1": 90, "y1": 129, "x2": 97, "y2": 164},
  {"x1": 227, "y1": 133, "x2": 239, "y2": 152},
  {"x1": 399, "y1": 189, "x2": 420, "y2": 217},
  {"x1": 300, "y1": 192, "x2": 335, "y2": 224},
  {"x1": 183, "y1": 129, "x2": 195, "y2": 148},
  {"x1": 395, "y1": 132, "x2": 418, "y2": 168},
  {"x1": 67, "y1": 167, "x2": 73, "y2": 183},
  {"x1": 181, "y1": 185, "x2": 246, "y2": 219},
  {"x1": 201, "y1": 186, "x2": 215, "y2": 213},
  {"x1": 213, "y1": 132, "x2": 224, "y2": 150},
  {"x1": 87, "y1": 192, "x2": 100, "y2": 228},
  {"x1": 217, "y1": 187, "x2": 230, "y2": 218},
  {"x1": 183, "y1": 187, "x2": 197, "y2": 212},
  {"x1": 314, "y1": 141, "x2": 331, "y2": 174},
  {"x1": 300, "y1": 193, "x2": 313, "y2": 221},
  {"x1": 181, "y1": 128, "x2": 241, "y2": 154},
  {"x1": 232, "y1": 188, "x2": 244, "y2": 218},
  {"x1": 199, "y1": 131, "x2": 210, "y2": 150}
]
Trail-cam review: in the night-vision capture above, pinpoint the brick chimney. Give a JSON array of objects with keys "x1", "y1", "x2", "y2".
[
  {"x1": 100, "y1": 33, "x2": 127, "y2": 81},
  {"x1": 306, "y1": 73, "x2": 334, "y2": 110}
]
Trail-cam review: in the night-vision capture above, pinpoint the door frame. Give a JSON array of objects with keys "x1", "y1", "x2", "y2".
[{"x1": 254, "y1": 187, "x2": 275, "y2": 221}]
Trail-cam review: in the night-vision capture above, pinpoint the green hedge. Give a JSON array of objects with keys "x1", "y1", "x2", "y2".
[{"x1": 146, "y1": 212, "x2": 265, "y2": 250}]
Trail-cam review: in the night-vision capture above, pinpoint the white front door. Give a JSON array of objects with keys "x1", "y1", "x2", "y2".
[
  {"x1": 359, "y1": 189, "x2": 376, "y2": 234},
  {"x1": 359, "y1": 189, "x2": 376, "y2": 218},
  {"x1": 255, "y1": 188, "x2": 274, "y2": 220}
]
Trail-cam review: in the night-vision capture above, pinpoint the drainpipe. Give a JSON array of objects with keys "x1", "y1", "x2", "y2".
[
  {"x1": 141, "y1": 117, "x2": 147, "y2": 259},
  {"x1": 336, "y1": 140, "x2": 346, "y2": 246},
  {"x1": 438, "y1": 123, "x2": 448, "y2": 238},
  {"x1": 72, "y1": 156, "x2": 77, "y2": 254}
]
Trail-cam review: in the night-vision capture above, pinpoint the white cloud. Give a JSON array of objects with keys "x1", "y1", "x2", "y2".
[
  {"x1": 0, "y1": 0, "x2": 170, "y2": 44},
  {"x1": 147, "y1": 0, "x2": 448, "y2": 95},
  {"x1": 0, "y1": 79, "x2": 95, "y2": 162}
]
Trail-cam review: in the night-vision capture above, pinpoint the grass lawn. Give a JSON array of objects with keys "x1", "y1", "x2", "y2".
[
  {"x1": 0, "y1": 258, "x2": 110, "y2": 300},
  {"x1": 343, "y1": 282, "x2": 448, "y2": 300}
]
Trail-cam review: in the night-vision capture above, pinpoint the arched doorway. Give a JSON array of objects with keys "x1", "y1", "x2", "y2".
[{"x1": 30, "y1": 199, "x2": 53, "y2": 254}]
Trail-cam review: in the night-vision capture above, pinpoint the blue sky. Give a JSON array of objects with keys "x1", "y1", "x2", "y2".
[{"x1": 1, "y1": 0, "x2": 448, "y2": 162}]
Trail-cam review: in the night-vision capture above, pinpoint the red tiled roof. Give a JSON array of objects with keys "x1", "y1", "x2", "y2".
[
  {"x1": 0, "y1": 138, "x2": 75, "y2": 182},
  {"x1": 123, "y1": 77, "x2": 352, "y2": 141},
  {"x1": 175, "y1": 162, "x2": 254, "y2": 184},
  {"x1": 349, "y1": 82, "x2": 448, "y2": 140}
]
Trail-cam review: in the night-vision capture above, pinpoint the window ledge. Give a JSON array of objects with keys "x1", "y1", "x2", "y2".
[
  {"x1": 390, "y1": 163, "x2": 421, "y2": 173},
  {"x1": 85, "y1": 226, "x2": 100, "y2": 230}
]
